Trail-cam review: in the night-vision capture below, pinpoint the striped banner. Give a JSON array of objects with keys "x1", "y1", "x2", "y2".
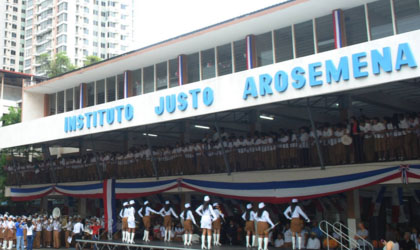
[
  {"x1": 332, "y1": 9, "x2": 343, "y2": 49},
  {"x1": 178, "y1": 55, "x2": 184, "y2": 86},
  {"x1": 9, "y1": 165, "x2": 420, "y2": 202},
  {"x1": 246, "y1": 35, "x2": 254, "y2": 69},
  {"x1": 103, "y1": 179, "x2": 116, "y2": 233}
]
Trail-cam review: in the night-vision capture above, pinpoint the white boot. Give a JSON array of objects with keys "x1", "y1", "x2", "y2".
[
  {"x1": 207, "y1": 236, "x2": 212, "y2": 249},
  {"x1": 252, "y1": 235, "x2": 257, "y2": 247},
  {"x1": 130, "y1": 232, "x2": 135, "y2": 244},
  {"x1": 258, "y1": 237, "x2": 263, "y2": 250},
  {"x1": 122, "y1": 231, "x2": 126, "y2": 242},
  {"x1": 292, "y1": 236, "x2": 296, "y2": 250},
  {"x1": 213, "y1": 233, "x2": 216, "y2": 246},
  {"x1": 297, "y1": 236, "x2": 302, "y2": 250},
  {"x1": 264, "y1": 237, "x2": 269, "y2": 250},
  {"x1": 183, "y1": 234, "x2": 188, "y2": 245},
  {"x1": 168, "y1": 230, "x2": 172, "y2": 242},
  {"x1": 7, "y1": 241, "x2": 12, "y2": 250},
  {"x1": 201, "y1": 235, "x2": 207, "y2": 249},
  {"x1": 216, "y1": 234, "x2": 221, "y2": 246},
  {"x1": 188, "y1": 234, "x2": 193, "y2": 246},
  {"x1": 144, "y1": 230, "x2": 150, "y2": 242},
  {"x1": 2, "y1": 240, "x2": 6, "y2": 250},
  {"x1": 246, "y1": 236, "x2": 251, "y2": 248},
  {"x1": 164, "y1": 229, "x2": 168, "y2": 242}
]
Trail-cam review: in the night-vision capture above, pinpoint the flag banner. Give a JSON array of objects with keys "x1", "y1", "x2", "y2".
[
  {"x1": 103, "y1": 179, "x2": 116, "y2": 233},
  {"x1": 9, "y1": 165, "x2": 420, "y2": 202}
]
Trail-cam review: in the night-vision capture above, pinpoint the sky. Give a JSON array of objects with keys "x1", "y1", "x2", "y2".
[{"x1": 132, "y1": 0, "x2": 286, "y2": 49}]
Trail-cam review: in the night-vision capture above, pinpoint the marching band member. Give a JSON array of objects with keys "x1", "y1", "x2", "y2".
[
  {"x1": 0, "y1": 216, "x2": 4, "y2": 249},
  {"x1": 127, "y1": 200, "x2": 136, "y2": 244},
  {"x1": 242, "y1": 203, "x2": 257, "y2": 248},
  {"x1": 196, "y1": 196, "x2": 217, "y2": 250},
  {"x1": 34, "y1": 217, "x2": 42, "y2": 248},
  {"x1": 64, "y1": 216, "x2": 73, "y2": 248},
  {"x1": 284, "y1": 199, "x2": 310, "y2": 250},
  {"x1": 5, "y1": 216, "x2": 14, "y2": 250},
  {"x1": 180, "y1": 203, "x2": 197, "y2": 246},
  {"x1": 45, "y1": 217, "x2": 53, "y2": 248},
  {"x1": 159, "y1": 201, "x2": 179, "y2": 242},
  {"x1": 255, "y1": 203, "x2": 275, "y2": 250},
  {"x1": 138, "y1": 200, "x2": 159, "y2": 242},
  {"x1": 212, "y1": 203, "x2": 224, "y2": 246},
  {"x1": 119, "y1": 202, "x2": 129, "y2": 243},
  {"x1": 52, "y1": 218, "x2": 61, "y2": 248}
]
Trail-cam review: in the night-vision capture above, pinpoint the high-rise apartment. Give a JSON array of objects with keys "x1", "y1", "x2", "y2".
[
  {"x1": 24, "y1": 0, "x2": 134, "y2": 76},
  {"x1": 0, "y1": 0, "x2": 26, "y2": 72}
]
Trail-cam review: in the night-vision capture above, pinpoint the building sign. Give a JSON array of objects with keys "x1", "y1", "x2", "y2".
[
  {"x1": 242, "y1": 43, "x2": 417, "y2": 100},
  {"x1": 154, "y1": 87, "x2": 214, "y2": 115},
  {"x1": 64, "y1": 104, "x2": 134, "y2": 133}
]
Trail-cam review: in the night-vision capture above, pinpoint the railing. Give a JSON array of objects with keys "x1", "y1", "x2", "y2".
[
  {"x1": 333, "y1": 221, "x2": 374, "y2": 250},
  {"x1": 319, "y1": 220, "x2": 373, "y2": 250}
]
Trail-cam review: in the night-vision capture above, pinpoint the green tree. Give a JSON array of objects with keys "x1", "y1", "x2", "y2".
[
  {"x1": 0, "y1": 107, "x2": 21, "y2": 126},
  {"x1": 38, "y1": 52, "x2": 75, "y2": 78},
  {"x1": 84, "y1": 55, "x2": 102, "y2": 66}
]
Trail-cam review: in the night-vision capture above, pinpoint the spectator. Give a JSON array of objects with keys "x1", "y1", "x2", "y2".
[
  {"x1": 310, "y1": 221, "x2": 323, "y2": 239},
  {"x1": 15, "y1": 216, "x2": 24, "y2": 250},
  {"x1": 355, "y1": 222, "x2": 369, "y2": 249},
  {"x1": 306, "y1": 232, "x2": 321, "y2": 250},
  {"x1": 274, "y1": 233, "x2": 285, "y2": 248},
  {"x1": 382, "y1": 239, "x2": 400, "y2": 250},
  {"x1": 283, "y1": 224, "x2": 292, "y2": 249},
  {"x1": 400, "y1": 232, "x2": 416, "y2": 250}
]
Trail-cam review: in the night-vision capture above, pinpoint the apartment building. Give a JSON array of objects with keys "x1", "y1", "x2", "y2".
[
  {"x1": 0, "y1": 0, "x2": 26, "y2": 72},
  {"x1": 24, "y1": 0, "x2": 134, "y2": 76}
]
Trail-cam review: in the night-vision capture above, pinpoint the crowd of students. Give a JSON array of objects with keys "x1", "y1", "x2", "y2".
[{"x1": 4, "y1": 112, "x2": 420, "y2": 185}]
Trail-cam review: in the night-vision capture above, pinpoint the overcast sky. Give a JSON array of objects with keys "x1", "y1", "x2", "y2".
[{"x1": 132, "y1": 0, "x2": 285, "y2": 49}]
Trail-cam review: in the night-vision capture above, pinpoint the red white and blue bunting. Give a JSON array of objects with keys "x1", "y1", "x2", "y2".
[{"x1": 9, "y1": 165, "x2": 420, "y2": 203}]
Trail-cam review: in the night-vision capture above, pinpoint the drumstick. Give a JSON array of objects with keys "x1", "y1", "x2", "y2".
[{"x1": 264, "y1": 223, "x2": 280, "y2": 233}]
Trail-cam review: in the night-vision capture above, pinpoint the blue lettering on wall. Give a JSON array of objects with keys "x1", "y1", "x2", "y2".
[
  {"x1": 242, "y1": 42, "x2": 417, "y2": 101},
  {"x1": 65, "y1": 104, "x2": 134, "y2": 133},
  {"x1": 155, "y1": 87, "x2": 215, "y2": 115}
]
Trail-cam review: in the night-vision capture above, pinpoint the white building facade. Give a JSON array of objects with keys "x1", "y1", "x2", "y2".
[
  {"x1": 0, "y1": 0, "x2": 26, "y2": 72},
  {"x1": 24, "y1": 0, "x2": 134, "y2": 76}
]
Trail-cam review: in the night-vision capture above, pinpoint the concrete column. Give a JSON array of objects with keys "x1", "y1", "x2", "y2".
[
  {"x1": 41, "y1": 197, "x2": 48, "y2": 214},
  {"x1": 347, "y1": 189, "x2": 361, "y2": 248},
  {"x1": 78, "y1": 198, "x2": 87, "y2": 217}
]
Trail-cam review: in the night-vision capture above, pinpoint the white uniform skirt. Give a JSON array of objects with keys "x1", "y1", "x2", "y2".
[
  {"x1": 201, "y1": 215, "x2": 212, "y2": 229},
  {"x1": 128, "y1": 219, "x2": 136, "y2": 229}
]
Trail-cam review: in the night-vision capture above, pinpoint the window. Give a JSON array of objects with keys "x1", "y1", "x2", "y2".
[
  {"x1": 167, "y1": 58, "x2": 179, "y2": 88},
  {"x1": 143, "y1": 66, "x2": 154, "y2": 94},
  {"x1": 57, "y1": 45, "x2": 67, "y2": 53},
  {"x1": 66, "y1": 88, "x2": 73, "y2": 112},
  {"x1": 187, "y1": 53, "x2": 199, "y2": 83},
  {"x1": 393, "y1": 0, "x2": 420, "y2": 34},
  {"x1": 233, "y1": 39, "x2": 246, "y2": 72},
  {"x1": 84, "y1": 7, "x2": 89, "y2": 14},
  {"x1": 117, "y1": 74, "x2": 124, "y2": 100},
  {"x1": 316, "y1": 14, "x2": 335, "y2": 52},
  {"x1": 57, "y1": 34, "x2": 67, "y2": 44},
  {"x1": 74, "y1": 87, "x2": 80, "y2": 110},
  {"x1": 217, "y1": 43, "x2": 232, "y2": 76},
  {"x1": 57, "y1": 91, "x2": 64, "y2": 113},
  {"x1": 101, "y1": 43, "x2": 105, "y2": 48},
  {"x1": 93, "y1": 20, "x2": 98, "y2": 26},
  {"x1": 96, "y1": 79, "x2": 105, "y2": 104},
  {"x1": 106, "y1": 76, "x2": 116, "y2": 102},
  {"x1": 132, "y1": 69, "x2": 142, "y2": 95},
  {"x1": 255, "y1": 32, "x2": 273, "y2": 67},
  {"x1": 368, "y1": 0, "x2": 393, "y2": 40},
  {"x1": 93, "y1": 41, "x2": 98, "y2": 47},
  {"x1": 294, "y1": 20, "x2": 315, "y2": 58},
  {"x1": 49, "y1": 93, "x2": 56, "y2": 115},
  {"x1": 93, "y1": 10, "x2": 98, "y2": 15},
  {"x1": 201, "y1": 48, "x2": 215, "y2": 80},
  {"x1": 86, "y1": 82, "x2": 95, "y2": 107},
  {"x1": 58, "y1": 2, "x2": 68, "y2": 12},
  {"x1": 84, "y1": 17, "x2": 89, "y2": 24},
  {"x1": 156, "y1": 61, "x2": 168, "y2": 90},
  {"x1": 58, "y1": 13, "x2": 67, "y2": 22},
  {"x1": 121, "y1": 4, "x2": 127, "y2": 9},
  {"x1": 101, "y1": 22, "x2": 105, "y2": 27},
  {"x1": 93, "y1": 31, "x2": 98, "y2": 36},
  {"x1": 344, "y1": 6, "x2": 368, "y2": 46}
]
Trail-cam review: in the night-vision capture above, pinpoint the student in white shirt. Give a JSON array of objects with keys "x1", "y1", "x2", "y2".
[
  {"x1": 138, "y1": 201, "x2": 159, "y2": 242},
  {"x1": 284, "y1": 199, "x2": 310, "y2": 250},
  {"x1": 196, "y1": 196, "x2": 217, "y2": 249},
  {"x1": 306, "y1": 232, "x2": 321, "y2": 249},
  {"x1": 274, "y1": 234, "x2": 285, "y2": 248},
  {"x1": 242, "y1": 203, "x2": 257, "y2": 248},
  {"x1": 159, "y1": 201, "x2": 178, "y2": 242},
  {"x1": 26, "y1": 219, "x2": 35, "y2": 250},
  {"x1": 72, "y1": 217, "x2": 84, "y2": 250},
  {"x1": 180, "y1": 203, "x2": 197, "y2": 246},
  {"x1": 126, "y1": 200, "x2": 136, "y2": 244},
  {"x1": 255, "y1": 203, "x2": 275, "y2": 250},
  {"x1": 212, "y1": 203, "x2": 224, "y2": 246}
]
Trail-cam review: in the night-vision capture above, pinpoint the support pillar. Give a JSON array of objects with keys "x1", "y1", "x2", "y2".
[
  {"x1": 41, "y1": 197, "x2": 48, "y2": 214},
  {"x1": 124, "y1": 71, "x2": 133, "y2": 98},
  {"x1": 347, "y1": 189, "x2": 361, "y2": 248},
  {"x1": 78, "y1": 198, "x2": 87, "y2": 217},
  {"x1": 178, "y1": 55, "x2": 188, "y2": 86}
]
